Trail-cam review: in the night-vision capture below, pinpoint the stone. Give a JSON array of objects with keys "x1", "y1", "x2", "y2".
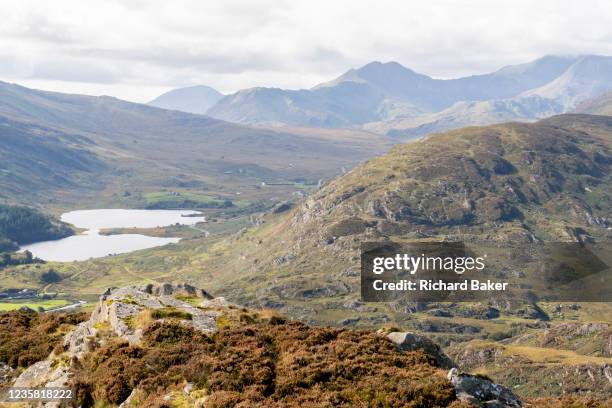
[
  {"x1": 9, "y1": 282, "x2": 229, "y2": 406},
  {"x1": 199, "y1": 297, "x2": 233, "y2": 308},
  {"x1": 13, "y1": 361, "x2": 69, "y2": 390},
  {"x1": 0, "y1": 362, "x2": 14, "y2": 384},
  {"x1": 64, "y1": 321, "x2": 97, "y2": 358},
  {"x1": 387, "y1": 331, "x2": 454, "y2": 368},
  {"x1": 448, "y1": 368, "x2": 522, "y2": 407}
]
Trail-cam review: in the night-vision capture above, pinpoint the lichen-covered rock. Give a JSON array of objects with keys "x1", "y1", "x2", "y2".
[
  {"x1": 12, "y1": 360, "x2": 69, "y2": 389},
  {"x1": 139, "y1": 282, "x2": 213, "y2": 299},
  {"x1": 448, "y1": 368, "x2": 522, "y2": 407},
  {"x1": 199, "y1": 296, "x2": 233, "y2": 309},
  {"x1": 12, "y1": 282, "x2": 223, "y2": 402},
  {"x1": 87, "y1": 282, "x2": 220, "y2": 344},
  {"x1": 387, "y1": 331, "x2": 454, "y2": 368},
  {"x1": 63, "y1": 320, "x2": 97, "y2": 358}
]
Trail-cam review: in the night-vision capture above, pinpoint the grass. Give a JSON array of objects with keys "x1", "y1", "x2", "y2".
[
  {"x1": 501, "y1": 345, "x2": 612, "y2": 365},
  {"x1": 143, "y1": 191, "x2": 248, "y2": 209},
  {"x1": 150, "y1": 307, "x2": 193, "y2": 320},
  {"x1": 99, "y1": 224, "x2": 203, "y2": 239},
  {"x1": 0, "y1": 299, "x2": 70, "y2": 311},
  {"x1": 175, "y1": 295, "x2": 202, "y2": 306}
]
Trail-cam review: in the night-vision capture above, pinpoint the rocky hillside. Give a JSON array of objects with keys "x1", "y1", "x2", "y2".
[
  {"x1": 175, "y1": 114, "x2": 612, "y2": 400},
  {"x1": 199, "y1": 114, "x2": 611, "y2": 313},
  {"x1": 576, "y1": 91, "x2": 612, "y2": 116},
  {"x1": 1, "y1": 283, "x2": 528, "y2": 407}
]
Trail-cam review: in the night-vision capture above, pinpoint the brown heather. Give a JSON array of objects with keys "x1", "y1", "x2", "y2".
[
  {"x1": 70, "y1": 319, "x2": 457, "y2": 407},
  {"x1": 0, "y1": 310, "x2": 87, "y2": 368}
]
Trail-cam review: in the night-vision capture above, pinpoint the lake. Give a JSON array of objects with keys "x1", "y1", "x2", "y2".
[{"x1": 20, "y1": 209, "x2": 205, "y2": 262}]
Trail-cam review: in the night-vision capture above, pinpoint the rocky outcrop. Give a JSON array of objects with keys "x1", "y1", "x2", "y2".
[
  {"x1": 448, "y1": 368, "x2": 522, "y2": 407},
  {"x1": 12, "y1": 282, "x2": 223, "y2": 407},
  {"x1": 383, "y1": 331, "x2": 523, "y2": 406},
  {"x1": 84, "y1": 282, "x2": 218, "y2": 346},
  {"x1": 140, "y1": 282, "x2": 213, "y2": 299},
  {"x1": 386, "y1": 331, "x2": 454, "y2": 368},
  {"x1": 9, "y1": 283, "x2": 527, "y2": 407}
]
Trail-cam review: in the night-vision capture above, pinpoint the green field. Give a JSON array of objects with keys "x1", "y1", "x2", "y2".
[
  {"x1": 0, "y1": 298, "x2": 70, "y2": 311},
  {"x1": 143, "y1": 191, "x2": 250, "y2": 209}
]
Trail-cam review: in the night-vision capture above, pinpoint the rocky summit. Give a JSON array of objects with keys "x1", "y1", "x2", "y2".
[{"x1": 3, "y1": 283, "x2": 528, "y2": 407}]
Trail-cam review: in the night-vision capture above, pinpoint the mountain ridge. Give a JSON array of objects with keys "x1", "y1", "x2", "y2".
[{"x1": 205, "y1": 55, "x2": 612, "y2": 137}]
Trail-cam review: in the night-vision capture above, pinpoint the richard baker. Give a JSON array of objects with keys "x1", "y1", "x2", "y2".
[
  {"x1": 363, "y1": 247, "x2": 510, "y2": 299},
  {"x1": 372, "y1": 279, "x2": 508, "y2": 291}
]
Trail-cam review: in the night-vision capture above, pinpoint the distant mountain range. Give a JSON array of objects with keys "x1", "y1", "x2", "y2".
[
  {"x1": 152, "y1": 55, "x2": 612, "y2": 137},
  {"x1": 148, "y1": 85, "x2": 224, "y2": 115}
]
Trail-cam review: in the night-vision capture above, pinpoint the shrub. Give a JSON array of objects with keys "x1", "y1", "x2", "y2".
[
  {"x1": 150, "y1": 307, "x2": 193, "y2": 320},
  {"x1": 71, "y1": 320, "x2": 456, "y2": 407},
  {"x1": 0, "y1": 310, "x2": 87, "y2": 368},
  {"x1": 40, "y1": 269, "x2": 63, "y2": 283}
]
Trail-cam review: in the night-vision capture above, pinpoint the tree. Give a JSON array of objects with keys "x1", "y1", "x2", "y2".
[
  {"x1": 40, "y1": 269, "x2": 62, "y2": 284},
  {"x1": 0, "y1": 253, "x2": 10, "y2": 267}
]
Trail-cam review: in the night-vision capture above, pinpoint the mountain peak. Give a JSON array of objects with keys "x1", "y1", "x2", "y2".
[
  {"x1": 317, "y1": 61, "x2": 425, "y2": 89},
  {"x1": 148, "y1": 85, "x2": 223, "y2": 115},
  {"x1": 357, "y1": 60, "x2": 416, "y2": 73}
]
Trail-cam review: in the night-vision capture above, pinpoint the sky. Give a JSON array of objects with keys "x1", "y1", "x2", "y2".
[{"x1": 1, "y1": 0, "x2": 612, "y2": 103}]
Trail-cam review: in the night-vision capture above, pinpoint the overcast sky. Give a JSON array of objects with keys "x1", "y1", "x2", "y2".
[{"x1": 1, "y1": 0, "x2": 612, "y2": 102}]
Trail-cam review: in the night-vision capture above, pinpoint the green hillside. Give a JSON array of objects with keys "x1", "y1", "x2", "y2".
[
  {"x1": 0, "y1": 81, "x2": 393, "y2": 209},
  {"x1": 0, "y1": 116, "x2": 107, "y2": 207}
]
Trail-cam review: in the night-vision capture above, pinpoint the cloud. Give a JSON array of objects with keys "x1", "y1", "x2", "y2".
[
  {"x1": 0, "y1": 0, "x2": 612, "y2": 101},
  {"x1": 70, "y1": 47, "x2": 286, "y2": 74},
  {"x1": 30, "y1": 59, "x2": 120, "y2": 84}
]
